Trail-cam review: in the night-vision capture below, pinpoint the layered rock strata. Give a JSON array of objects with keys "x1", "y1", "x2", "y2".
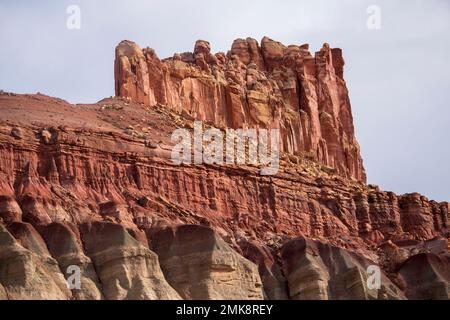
[
  {"x1": 115, "y1": 38, "x2": 366, "y2": 182},
  {"x1": 0, "y1": 36, "x2": 448, "y2": 300}
]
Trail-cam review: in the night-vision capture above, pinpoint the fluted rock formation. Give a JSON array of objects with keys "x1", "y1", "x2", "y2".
[
  {"x1": 281, "y1": 237, "x2": 405, "y2": 300},
  {"x1": 149, "y1": 224, "x2": 263, "y2": 300},
  {"x1": 0, "y1": 224, "x2": 71, "y2": 300},
  {"x1": 80, "y1": 221, "x2": 181, "y2": 300},
  {"x1": 115, "y1": 37, "x2": 366, "y2": 182}
]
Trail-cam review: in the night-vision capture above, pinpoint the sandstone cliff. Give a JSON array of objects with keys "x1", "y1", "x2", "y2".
[
  {"x1": 0, "y1": 37, "x2": 448, "y2": 300},
  {"x1": 115, "y1": 38, "x2": 366, "y2": 182}
]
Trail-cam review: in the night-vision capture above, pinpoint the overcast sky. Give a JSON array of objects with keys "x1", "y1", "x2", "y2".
[{"x1": 0, "y1": 0, "x2": 449, "y2": 201}]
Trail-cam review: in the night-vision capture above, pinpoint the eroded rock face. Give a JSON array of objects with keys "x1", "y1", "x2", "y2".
[
  {"x1": 115, "y1": 37, "x2": 366, "y2": 182},
  {"x1": 38, "y1": 223, "x2": 103, "y2": 300},
  {"x1": 398, "y1": 253, "x2": 450, "y2": 299},
  {"x1": 0, "y1": 224, "x2": 71, "y2": 300},
  {"x1": 0, "y1": 283, "x2": 7, "y2": 300},
  {"x1": 399, "y1": 193, "x2": 435, "y2": 239},
  {"x1": 0, "y1": 35, "x2": 449, "y2": 300},
  {"x1": 114, "y1": 40, "x2": 150, "y2": 105},
  {"x1": 280, "y1": 237, "x2": 405, "y2": 300},
  {"x1": 80, "y1": 221, "x2": 181, "y2": 300},
  {"x1": 148, "y1": 224, "x2": 263, "y2": 300},
  {"x1": 0, "y1": 196, "x2": 22, "y2": 223},
  {"x1": 239, "y1": 240, "x2": 288, "y2": 300}
]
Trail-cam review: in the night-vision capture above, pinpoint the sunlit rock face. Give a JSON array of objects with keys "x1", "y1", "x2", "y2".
[
  {"x1": 0, "y1": 224, "x2": 71, "y2": 300},
  {"x1": 115, "y1": 37, "x2": 366, "y2": 182},
  {"x1": 0, "y1": 35, "x2": 448, "y2": 300}
]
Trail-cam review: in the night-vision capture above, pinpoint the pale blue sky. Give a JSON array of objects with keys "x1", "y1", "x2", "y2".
[{"x1": 0, "y1": 0, "x2": 449, "y2": 201}]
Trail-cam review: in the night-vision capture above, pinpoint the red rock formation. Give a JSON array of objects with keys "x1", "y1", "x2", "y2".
[
  {"x1": 280, "y1": 237, "x2": 405, "y2": 299},
  {"x1": 148, "y1": 224, "x2": 263, "y2": 300},
  {"x1": 0, "y1": 94, "x2": 446, "y2": 254},
  {"x1": 398, "y1": 253, "x2": 450, "y2": 299},
  {"x1": 0, "y1": 34, "x2": 448, "y2": 300},
  {"x1": 115, "y1": 37, "x2": 366, "y2": 182}
]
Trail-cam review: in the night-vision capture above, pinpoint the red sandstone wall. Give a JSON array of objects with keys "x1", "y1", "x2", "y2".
[{"x1": 114, "y1": 37, "x2": 366, "y2": 182}]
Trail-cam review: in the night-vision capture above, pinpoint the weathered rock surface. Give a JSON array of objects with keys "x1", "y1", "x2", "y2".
[
  {"x1": 115, "y1": 37, "x2": 366, "y2": 182},
  {"x1": 281, "y1": 237, "x2": 405, "y2": 300},
  {"x1": 0, "y1": 224, "x2": 71, "y2": 300},
  {"x1": 0, "y1": 283, "x2": 7, "y2": 300},
  {"x1": 149, "y1": 224, "x2": 263, "y2": 300},
  {"x1": 0, "y1": 196, "x2": 22, "y2": 223},
  {"x1": 239, "y1": 240, "x2": 288, "y2": 300},
  {"x1": 0, "y1": 36, "x2": 448, "y2": 300},
  {"x1": 38, "y1": 222, "x2": 103, "y2": 300},
  {"x1": 0, "y1": 90, "x2": 449, "y2": 300},
  {"x1": 80, "y1": 221, "x2": 180, "y2": 300}
]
